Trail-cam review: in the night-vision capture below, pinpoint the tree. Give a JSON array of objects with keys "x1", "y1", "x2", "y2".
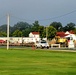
[
  {"x1": 12, "y1": 29, "x2": 22, "y2": 37},
  {"x1": 50, "y1": 22, "x2": 63, "y2": 31},
  {"x1": 22, "y1": 28, "x2": 31, "y2": 37},
  {"x1": 31, "y1": 21, "x2": 40, "y2": 32},
  {"x1": 11, "y1": 21, "x2": 32, "y2": 37},
  {"x1": 0, "y1": 31, "x2": 7, "y2": 37},
  {"x1": 42, "y1": 27, "x2": 46, "y2": 38},
  {"x1": 72, "y1": 28, "x2": 76, "y2": 34},
  {"x1": 63, "y1": 22, "x2": 76, "y2": 31},
  {"x1": 13, "y1": 21, "x2": 31, "y2": 31},
  {"x1": 0, "y1": 24, "x2": 14, "y2": 36},
  {"x1": 0, "y1": 24, "x2": 7, "y2": 32},
  {"x1": 47, "y1": 26, "x2": 57, "y2": 39},
  {"x1": 38, "y1": 26, "x2": 45, "y2": 38}
]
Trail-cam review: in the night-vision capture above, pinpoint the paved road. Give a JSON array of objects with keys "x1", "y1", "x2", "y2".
[{"x1": 0, "y1": 46, "x2": 76, "y2": 52}]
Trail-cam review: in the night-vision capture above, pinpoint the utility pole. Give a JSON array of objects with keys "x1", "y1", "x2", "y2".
[{"x1": 7, "y1": 14, "x2": 10, "y2": 50}]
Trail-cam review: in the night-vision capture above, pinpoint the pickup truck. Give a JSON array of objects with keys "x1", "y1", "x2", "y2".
[{"x1": 35, "y1": 40, "x2": 49, "y2": 49}]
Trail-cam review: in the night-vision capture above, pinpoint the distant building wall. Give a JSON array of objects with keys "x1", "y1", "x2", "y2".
[
  {"x1": 29, "y1": 32, "x2": 40, "y2": 38},
  {"x1": 0, "y1": 37, "x2": 41, "y2": 43},
  {"x1": 0, "y1": 32, "x2": 41, "y2": 44}
]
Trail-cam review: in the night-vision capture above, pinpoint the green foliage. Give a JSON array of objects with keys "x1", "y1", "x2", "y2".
[
  {"x1": 31, "y1": 21, "x2": 40, "y2": 32},
  {"x1": 47, "y1": 26, "x2": 57, "y2": 39},
  {"x1": 0, "y1": 24, "x2": 7, "y2": 32},
  {"x1": 12, "y1": 29, "x2": 22, "y2": 37},
  {"x1": 0, "y1": 21, "x2": 76, "y2": 37},
  {"x1": 73, "y1": 28, "x2": 76, "y2": 34},
  {"x1": 50, "y1": 22, "x2": 63, "y2": 31},
  {"x1": 0, "y1": 31, "x2": 7, "y2": 37},
  {"x1": 12, "y1": 22, "x2": 32, "y2": 37},
  {"x1": 13, "y1": 22, "x2": 31, "y2": 31},
  {"x1": 63, "y1": 22, "x2": 76, "y2": 31},
  {"x1": 38, "y1": 26, "x2": 45, "y2": 38},
  {"x1": 22, "y1": 28, "x2": 31, "y2": 37}
]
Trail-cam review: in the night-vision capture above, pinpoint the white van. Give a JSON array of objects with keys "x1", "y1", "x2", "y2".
[{"x1": 35, "y1": 40, "x2": 49, "y2": 49}]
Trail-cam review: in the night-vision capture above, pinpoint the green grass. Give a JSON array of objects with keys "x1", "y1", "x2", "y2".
[{"x1": 0, "y1": 48, "x2": 76, "y2": 75}]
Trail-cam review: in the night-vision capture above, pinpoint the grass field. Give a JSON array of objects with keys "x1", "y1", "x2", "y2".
[{"x1": 0, "y1": 48, "x2": 76, "y2": 75}]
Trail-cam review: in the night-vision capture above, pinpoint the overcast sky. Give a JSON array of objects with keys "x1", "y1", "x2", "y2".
[{"x1": 0, "y1": 0, "x2": 76, "y2": 26}]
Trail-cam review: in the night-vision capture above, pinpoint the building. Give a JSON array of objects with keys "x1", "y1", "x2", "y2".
[
  {"x1": 56, "y1": 31, "x2": 75, "y2": 43},
  {"x1": 0, "y1": 32, "x2": 41, "y2": 44},
  {"x1": 29, "y1": 32, "x2": 40, "y2": 38}
]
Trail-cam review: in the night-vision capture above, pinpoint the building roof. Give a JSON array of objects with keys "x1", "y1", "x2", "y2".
[
  {"x1": 65, "y1": 31, "x2": 70, "y2": 34},
  {"x1": 56, "y1": 31, "x2": 75, "y2": 37},
  {"x1": 65, "y1": 31, "x2": 75, "y2": 34},
  {"x1": 31, "y1": 32, "x2": 39, "y2": 35},
  {"x1": 69, "y1": 30, "x2": 75, "y2": 34},
  {"x1": 56, "y1": 32, "x2": 68, "y2": 37}
]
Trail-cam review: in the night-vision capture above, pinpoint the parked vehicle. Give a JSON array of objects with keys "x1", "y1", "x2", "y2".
[
  {"x1": 0, "y1": 40, "x2": 6, "y2": 43},
  {"x1": 35, "y1": 40, "x2": 49, "y2": 49}
]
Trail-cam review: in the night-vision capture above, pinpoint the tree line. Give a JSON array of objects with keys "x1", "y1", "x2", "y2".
[{"x1": 0, "y1": 21, "x2": 76, "y2": 39}]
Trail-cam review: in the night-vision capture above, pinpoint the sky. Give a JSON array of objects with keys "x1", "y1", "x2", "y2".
[{"x1": 0, "y1": 0, "x2": 76, "y2": 26}]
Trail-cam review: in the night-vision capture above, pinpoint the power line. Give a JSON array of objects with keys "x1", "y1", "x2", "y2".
[
  {"x1": 0, "y1": 9, "x2": 75, "y2": 23},
  {"x1": 11, "y1": 15, "x2": 35, "y2": 22},
  {"x1": 11, "y1": 9, "x2": 76, "y2": 22},
  {"x1": 37, "y1": 9, "x2": 76, "y2": 21}
]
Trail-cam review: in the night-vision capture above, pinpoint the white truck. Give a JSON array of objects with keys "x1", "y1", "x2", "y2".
[{"x1": 35, "y1": 40, "x2": 49, "y2": 49}]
